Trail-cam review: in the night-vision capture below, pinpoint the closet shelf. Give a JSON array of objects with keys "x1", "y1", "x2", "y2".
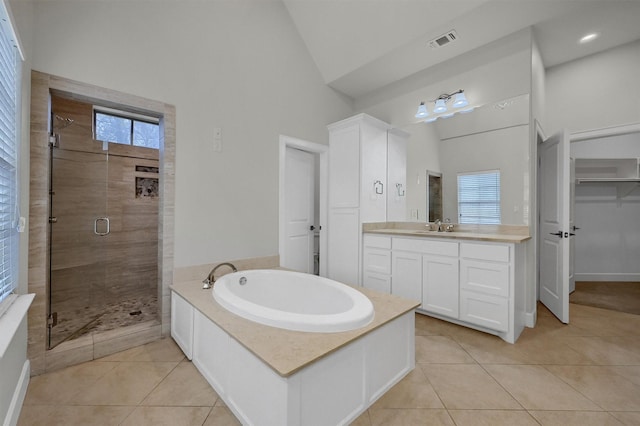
[
  {"x1": 576, "y1": 177, "x2": 640, "y2": 184},
  {"x1": 574, "y1": 158, "x2": 640, "y2": 199}
]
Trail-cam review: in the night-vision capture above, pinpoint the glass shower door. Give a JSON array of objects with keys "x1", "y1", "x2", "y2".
[{"x1": 48, "y1": 143, "x2": 109, "y2": 349}]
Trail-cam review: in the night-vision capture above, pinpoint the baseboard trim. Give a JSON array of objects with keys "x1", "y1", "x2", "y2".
[
  {"x1": 4, "y1": 359, "x2": 30, "y2": 426},
  {"x1": 524, "y1": 311, "x2": 536, "y2": 328},
  {"x1": 575, "y1": 273, "x2": 640, "y2": 282}
]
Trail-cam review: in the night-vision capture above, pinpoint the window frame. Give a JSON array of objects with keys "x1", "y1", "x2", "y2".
[
  {"x1": 457, "y1": 169, "x2": 501, "y2": 225},
  {"x1": 93, "y1": 106, "x2": 160, "y2": 149},
  {"x1": 0, "y1": 1, "x2": 23, "y2": 318}
]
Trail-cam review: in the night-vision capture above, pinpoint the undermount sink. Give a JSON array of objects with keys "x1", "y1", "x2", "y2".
[{"x1": 412, "y1": 227, "x2": 456, "y2": 234}]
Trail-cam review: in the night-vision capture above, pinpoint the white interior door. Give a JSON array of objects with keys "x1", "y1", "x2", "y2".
[
  {"x1": 539, "y1": 130, "x2": 571, "y2": 323},
  {"x1": 569, "y1": 158, "x2": 576, "y2": 293},
  {"x1": 283, "y1": 147, "x2": 315, "y2": 273}
]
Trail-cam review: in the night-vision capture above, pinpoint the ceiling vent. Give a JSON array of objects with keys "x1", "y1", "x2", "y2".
[{"x1": 429, "y1": 30, "x2": 458, "y2": 49}]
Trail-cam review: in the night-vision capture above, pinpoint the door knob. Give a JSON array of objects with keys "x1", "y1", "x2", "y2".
[{"x1": 550, "y1": 231, "x2": 563, "y2": 238}]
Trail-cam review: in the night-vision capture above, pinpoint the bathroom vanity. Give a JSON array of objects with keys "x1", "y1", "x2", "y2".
[{"x1": 362, "y1": 223, "x2": 530, "y2": 343}]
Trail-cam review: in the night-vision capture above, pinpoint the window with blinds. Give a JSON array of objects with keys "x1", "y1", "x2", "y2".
[
  {"x1": 457, "y1": 170, "x2": 501, "y2": 225},
  {"x1": 0, "y1": 6, "x2": 20, "y2": 318}
]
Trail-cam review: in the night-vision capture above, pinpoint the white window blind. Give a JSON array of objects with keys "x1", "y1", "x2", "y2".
[
  {"x1": 457, "y1": 170, "x2": 501, "y2": 225},
  {"x1": 0, "y1": 4, "x2": 20, "y2": 317}
]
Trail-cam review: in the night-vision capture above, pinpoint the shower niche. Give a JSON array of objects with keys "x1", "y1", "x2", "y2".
[{"x1": 47, "y1": 95, "x2": 160, "y2": 349}]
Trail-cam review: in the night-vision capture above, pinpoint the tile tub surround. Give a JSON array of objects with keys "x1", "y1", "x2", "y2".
[
  {"x1": 363, "y1": 222, "x2": 531, "y2": 243},
  {"x1": 170, "y1": 278, "x2": 420, "y2": 376}
]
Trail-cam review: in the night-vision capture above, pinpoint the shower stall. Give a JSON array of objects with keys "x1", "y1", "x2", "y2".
[{"x1": 47, "y1": 95, "x2": 160, "y2": 349}]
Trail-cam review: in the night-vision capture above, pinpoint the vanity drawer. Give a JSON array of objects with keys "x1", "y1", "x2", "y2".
[
  {"x1": 363, "y1": 234, "x2": 391, "y2": 249},
  {"x1": 363, "y1": 247, "x2": 391, "y2": 275},
  {"x1": 362, "y1": 271, "x2": 391, "y2": 294},
  {"x1": 393, "y1": 237, "x2": 458, "y2": 257},
  {"x1": 460, "y1": 259, "x2": 510, "y2": 297},
  {"x1": 459, "y1": 290, "x2": 508, "y2": 332},
  {"x1": 460, "y1": 242, "x2": 510, "y2": 263}
]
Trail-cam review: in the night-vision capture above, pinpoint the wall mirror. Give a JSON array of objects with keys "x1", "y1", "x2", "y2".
[
  {"x1": 426, "y1": 170, "x2": 442, "y2": 222},
  {"x1": 400, "y1": 93, "x2": 531, "y2": 225}
]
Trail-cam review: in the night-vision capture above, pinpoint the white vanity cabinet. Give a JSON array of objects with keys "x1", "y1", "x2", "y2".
[
  {"x1": 422, "y1": 254, "x2": 459, "y2": 320},
  {"x1": 391, "y1": 250, "x2": 422, "y2": 303},
  {"x1": 459, "y1": 243, "x2": 512, "y2": 332},
  {"x1": 362, "y1": 233, "x2": 526, "y2": 343},
  {"x1": 391, "y1": 237, "x2": 458, "y2": 314},
  {"x1": 362, "y1": 235, "x2": 392, "y2": 294},
  {"x1": 327, "y1": 114, "x2": 408, "y2": 286}
]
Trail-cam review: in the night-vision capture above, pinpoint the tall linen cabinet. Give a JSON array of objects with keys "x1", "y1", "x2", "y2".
[{"x1": 326, "y1": 113, "x2": 408, "y2": 286}]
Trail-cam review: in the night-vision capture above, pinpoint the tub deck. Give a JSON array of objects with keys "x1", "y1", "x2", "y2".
[{"x1": 170, "y1": 279, "x2": 419, "y2": 377}]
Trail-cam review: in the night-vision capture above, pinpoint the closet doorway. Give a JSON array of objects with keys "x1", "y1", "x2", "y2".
[{"x1": 569, "y1": 125, "x2": 640, "y2": 316}]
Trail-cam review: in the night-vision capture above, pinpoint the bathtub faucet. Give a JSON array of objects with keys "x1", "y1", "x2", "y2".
[{"x1": 203, "y1": 262, "x2": 238, "y2": 289}]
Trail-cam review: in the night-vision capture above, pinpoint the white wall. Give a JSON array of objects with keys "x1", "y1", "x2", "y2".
[
  {"x1": 18, "y1": 0, "x2": 353, "y2": 267},
  {"x1": 571, "y1": 133, "x2": 640, "y2": 281},
  {"x1": 545, "y1": 39, "x2": 640, "y2": 134},
  {"x1": 358, "y1": 32, "x2": 532, "y2": 127},
  {"x1": 0, "y1": 318, "x2": 28, "y2": 425}
]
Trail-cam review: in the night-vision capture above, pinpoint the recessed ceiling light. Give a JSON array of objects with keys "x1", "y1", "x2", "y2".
[{"x1": 579, "y1": 33, "x2": 599, "y2": 44}]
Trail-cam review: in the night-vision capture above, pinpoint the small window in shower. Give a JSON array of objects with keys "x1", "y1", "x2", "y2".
[{"x1": 94, "y1": 107, "x2": 160, "y2": 149}]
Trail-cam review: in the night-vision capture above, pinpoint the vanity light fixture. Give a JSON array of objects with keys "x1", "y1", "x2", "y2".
[{"x1": 415, "y1": 89, "x2": 469, "y2": 122}]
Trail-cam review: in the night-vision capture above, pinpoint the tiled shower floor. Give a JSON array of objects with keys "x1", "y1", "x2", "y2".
[{"x1": 51, "y1": 293, "x2": 158, "y2": 347}]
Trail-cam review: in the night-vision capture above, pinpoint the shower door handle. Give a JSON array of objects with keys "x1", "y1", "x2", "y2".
[{"x1": 94, "y1": 217, "x2": 110, "y2": 236}]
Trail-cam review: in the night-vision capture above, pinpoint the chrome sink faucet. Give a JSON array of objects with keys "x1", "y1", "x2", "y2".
[
  {"x1": 444, "y1": 218, "x2": 454, "y2": 232},
  {"x1": 435, "y1": 218, "x2": 443, "y2": 232},
  {"x1": 203, "y1": 262, "x2": 237, "y2": 289}
]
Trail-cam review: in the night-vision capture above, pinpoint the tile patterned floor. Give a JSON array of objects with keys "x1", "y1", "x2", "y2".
[{"x1": 19, "y1": 302, "x2": 640, "y2": 425}]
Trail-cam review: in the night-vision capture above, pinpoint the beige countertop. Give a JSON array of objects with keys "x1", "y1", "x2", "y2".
[
  {"x1": 363, "y1": 222, "x2": 531, "y2": 244},
  {"x1": 170, "y1": 280, "x2": 420, "y2": 377}
]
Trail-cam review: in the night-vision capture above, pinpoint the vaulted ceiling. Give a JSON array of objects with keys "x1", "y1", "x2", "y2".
[{"x1": 283, "y1": 0, "x2": 640, "y2": 100}]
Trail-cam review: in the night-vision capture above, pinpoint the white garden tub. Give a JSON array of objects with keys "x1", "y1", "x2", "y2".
[
  {"x1": 212, "y1": 269, "x2": 374, "y2": 332},
  {"x1": 171, "y1": 272, "x2": 418, "y2": 425}
]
